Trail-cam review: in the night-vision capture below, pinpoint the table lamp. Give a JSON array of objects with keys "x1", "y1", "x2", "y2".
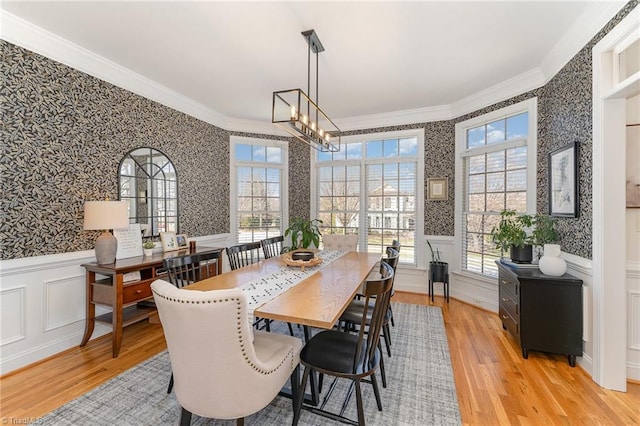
[{"x1": 84, "y1": 200, "x2": 129, "y2": 264}]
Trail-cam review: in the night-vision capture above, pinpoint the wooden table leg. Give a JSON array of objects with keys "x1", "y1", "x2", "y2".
[
  {"x1": 112, "y1": 273, "x2": 124, "y2": 357},
  {"x1": 80, "y1": 270, "x2": 95, "y2": 347}
]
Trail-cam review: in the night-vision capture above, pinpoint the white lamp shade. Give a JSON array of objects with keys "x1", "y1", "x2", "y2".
[{"x1": 84, "y1": 201, "x2": 129, "y2": 230}]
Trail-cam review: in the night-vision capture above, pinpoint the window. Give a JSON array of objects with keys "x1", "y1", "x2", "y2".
[
  {"x1": 119, "y1": 147, "x2": 178, "y2": 237},
  {"x1": 455, "y1": 98, "x2": 537, "y2": 277},
  {"x1": 314, "y1": 130, "x2": 423, "y2": 265},
  {"x1": 231, "y1": 137, "x2": 287, "y2": 244}
]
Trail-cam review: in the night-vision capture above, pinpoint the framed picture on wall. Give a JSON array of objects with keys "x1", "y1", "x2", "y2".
[
  {"x1": 427, "y1": 178, "x2": 448, "y2": 201},
  {"x1": 161, "y1": 232, "x2": 178, "y2": 252},
  {"x1": 548, "y1": 141, "x2": 579, "y2": 217}
]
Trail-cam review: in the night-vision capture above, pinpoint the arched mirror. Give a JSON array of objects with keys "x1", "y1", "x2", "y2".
[{"x1": 119, "y1": 147, "x2": 178, "y2": 237}]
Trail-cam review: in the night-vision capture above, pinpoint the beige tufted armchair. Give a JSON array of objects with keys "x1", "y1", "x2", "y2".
[
  {"x1": 321, "y1": 234, "x2": 358, "y2": 251},
  {"x1": 151, "y1": 279, "x2": 302, "y2": 425}
]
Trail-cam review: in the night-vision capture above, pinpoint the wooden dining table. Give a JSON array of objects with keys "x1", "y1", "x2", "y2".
[
  {"x1": 184, "y1": 250, "x2": 381, "y2": 406},
  {"x1": 186, "y1": 251, "x2": 380, "y2": 330}
]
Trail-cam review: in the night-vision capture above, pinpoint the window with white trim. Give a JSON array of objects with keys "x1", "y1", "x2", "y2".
[
  {"x1": 455, "y1": 98, "x2": 537, "y2": 278},
  {"x1": 313, "y1": 130, "x2": 424, "y2": 265},
  {"x1": 231, "y1": 137, "x2": 288, "y2": 244}
]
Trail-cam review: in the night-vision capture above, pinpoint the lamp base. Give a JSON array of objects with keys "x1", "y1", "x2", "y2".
[{"x1": 95, "y1": 231, "x2": 117, "y2": 265}]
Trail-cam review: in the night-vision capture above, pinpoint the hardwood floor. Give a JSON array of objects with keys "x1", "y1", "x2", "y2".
[{"x1": 1, "y1": 292, "x2": 638, "y2": 424}]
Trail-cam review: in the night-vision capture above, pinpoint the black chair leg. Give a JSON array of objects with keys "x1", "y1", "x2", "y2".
[
  {"x1": 383, "y1": 325, "x2": 392, "y2": 357},
  {"x1": 371, "y1": 373, "x2": 383, "y2": 411},
  {"x1": 180, "y1": 407, "x2": 192, "y2": 426},
  {"x1": 287, "y1": 322, "x2": 294, "y2": 336},
  {"x1": 293, "y1": 366, "x2": 311, "y2": 426},
  {"x1": 378, "y1": 342, "x2": 387, "y2": 388},
  {"x1": 389, "y1": 305, "x2": 395, "y2": 327},
  {"x1": 354, "y1": 380, "x2": 365, "y2": 426},
  {"x1": 167, "y1": 373, "x2": 174, "y2": 394},
  {"x1": 290, "y1": 365, "x2": 300, "y2": 418}
]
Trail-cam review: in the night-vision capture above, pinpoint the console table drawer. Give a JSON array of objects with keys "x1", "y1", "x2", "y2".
[
  {"x1": 123, "y1": 281, "x2": 152, "y2": 304},
  {"x1": 499, "y1": 305, "x2": 519, "y2": 339},
  {"x1": 500, "y1": 293, "x2": 519, "y2": 320}
]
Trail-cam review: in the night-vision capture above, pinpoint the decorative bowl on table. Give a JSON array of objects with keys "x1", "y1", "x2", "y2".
[
  {"x1": 283, "y1": 250, "x2": 322, "y2": 271},
  {"x1": 291, "y1": 251, "x2": 315, "y2": 261}
]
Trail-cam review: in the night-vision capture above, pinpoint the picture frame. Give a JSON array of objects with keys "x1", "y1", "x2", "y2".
[
  {"x1": 160, "y1": 232, "x2": 178, "y2": 252},
  {"x1": 176, "y1": 234, "x2": 188, "y2": 249},
  {"x1": 427, "y1": 178, "x2": 448, "y2": 201},
  {"x1": 548, "y1": 141, "x2": 579, "y2": 217}
]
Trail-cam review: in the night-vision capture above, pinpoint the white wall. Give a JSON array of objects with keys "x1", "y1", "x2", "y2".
[
  {"x1": 626, "y1": 94, "x2": 640, "y2": 381},
  {"x1": 0, "y1": 233, "x2": 231, "y2": 375}
]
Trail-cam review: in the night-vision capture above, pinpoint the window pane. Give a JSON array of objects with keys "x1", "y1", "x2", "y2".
[
  {"x1": 506, "y1": 170, "x2": 527, "y2": 191},
  {"x1": 236, "y1": 144, "x2": 252, "y2": 161},
  {"x1": 366, "y1": 140, "x2": 383, "y2": 158},
  {"x1": 266, "y1": 147, "x2": 281, "y2": 163},
  {"x1": 399, "y1": 137, "x2": 418, "y2": 156},
  {"x1": 506, "y1": 113, "x2": 528, "y2": 140},
  {"x1": 383, "y1": 139, "x2": 398, "y2": 157},
  {"x1": 467, "y1": 126, "x2": 485, "y2": 148},
  {"x1": 346, "y1": 143, "x2": 363, "y2": 159},
  {"x1": 487, "y1": 119, "x2": 506, "y2": 144}
]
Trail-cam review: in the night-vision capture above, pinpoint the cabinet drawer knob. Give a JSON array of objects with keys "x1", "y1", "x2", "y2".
[
  {"x1": 135, "y1": 289, "x2": 142, "y2": 294},
  {"x1": 501, "y1": 297, "x2": 509, "y2": 302},
  {"x1": 502, "y1": 314, "x2": 509, "y2": 319}
]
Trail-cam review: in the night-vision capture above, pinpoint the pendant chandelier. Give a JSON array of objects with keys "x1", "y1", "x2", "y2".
[{"x1": 272, "y1": 29, "x2": 341, "y2": 152}]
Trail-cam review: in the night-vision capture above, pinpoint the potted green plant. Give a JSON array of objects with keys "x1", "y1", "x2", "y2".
[
  {"x1": 490, "y1": 209, "x2": 534, "y2": 263},
  {"x1": 531, "y1": 214, "x2": 559, "y2": 246},
  {"x1": 427, "y1": 239, "x2": 448, "y2": 283},
  {"x1": 142, "y1": 241, "x2": 155, "y2": 257},
  {"x1": 283, "y1": 217, "x2": 322, "y2": 252}
]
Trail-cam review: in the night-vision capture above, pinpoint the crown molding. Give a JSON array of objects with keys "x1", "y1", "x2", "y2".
[
  {"x1": 538, "y1": 1, "x2": 627, "y2": 83},
  {"x1": 1, "y1": 3, "x2": 629, "y2": 134},
  {"x1": 0, "y1": 11, "x2": 230, "y2": 130}
]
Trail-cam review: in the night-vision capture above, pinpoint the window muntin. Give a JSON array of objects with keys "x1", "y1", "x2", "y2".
[
  {"x1": 457, "y1": 99, "x2": 536, "y2": 278},
  {"x1": 315, "y1": 134, "x2": 420, "y2": 265},
  {"x1": 232, "y1": 140, "x2": 286, "y2": 245}
]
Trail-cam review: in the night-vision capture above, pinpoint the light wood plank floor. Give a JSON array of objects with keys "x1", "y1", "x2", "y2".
[{"x1": 1, "y1": 293, "x2": 638, "y2": 424}]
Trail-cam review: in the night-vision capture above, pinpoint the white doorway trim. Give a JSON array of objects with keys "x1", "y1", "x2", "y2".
[{"x1": 592, "y1": 5, "x2": 640, "y2": 392}]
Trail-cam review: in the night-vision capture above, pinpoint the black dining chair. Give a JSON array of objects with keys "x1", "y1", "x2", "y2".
[
  {"x1": 260, "y1": 235, "x2": 284, "y2": 259},
  {"x1": 226, "y1": 240, "x2": 294, "y2": 336},
  {"x1": 293, "y1": 261, "x2": 394, "y2": 426},
  {"x1": 339, "y1": 247, "x2": 399, "y2": 388},
  {"x1": 162, "y1": 249, "x2": 223, "y2": 393},
  {"x1": 225, "y1": 241, "x2": 262, "y2": 270}
]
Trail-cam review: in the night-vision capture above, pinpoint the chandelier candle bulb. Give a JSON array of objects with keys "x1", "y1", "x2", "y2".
[{"x1": 290, "y1": 106, "x2": 297, "y2": 120}]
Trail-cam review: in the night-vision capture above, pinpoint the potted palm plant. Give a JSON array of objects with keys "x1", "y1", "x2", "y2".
[
  {"x1": 490, "y1": 209, "x2": 534, "y2": 263},
  {"x1": 283, "y1": 217, "x2": 322, "y2": 252}
]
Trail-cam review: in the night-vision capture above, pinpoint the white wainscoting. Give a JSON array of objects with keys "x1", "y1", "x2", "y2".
[
  {"x1": 0, "y1": 233, "x2": 231, "y2": 375},
  {"x1": 627, "y1": 262, "x2": 640, "y2": 381}
]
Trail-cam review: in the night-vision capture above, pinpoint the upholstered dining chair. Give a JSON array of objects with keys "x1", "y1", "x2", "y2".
[
  {"x1": 260, "y1": 235, "x2": 284, "y2": 259},
  {"x1": 292, "y1": 261, "x2": 394, "y2": 426},
  {"x1": 226, "y1": 241, "x2": 262, "y2": 271},
  {"x1": 151, "y1": 280, "x2": 302, "y2": 426},
  {"x1": 321, "y1": 234, "x2": 358, "y2": 251},
  {"x1": 339, "y1": 247, "x2": 399, "y2": 388},
  {"x1": 162, "y1": 249, "x2": 223, "y2": 393}
]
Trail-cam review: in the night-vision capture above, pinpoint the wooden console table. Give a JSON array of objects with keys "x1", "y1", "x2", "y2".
[{"x1": 80, "y1": 246, "x2": 223, "y2": 357}]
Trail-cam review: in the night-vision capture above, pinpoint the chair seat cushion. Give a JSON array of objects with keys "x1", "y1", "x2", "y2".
[
  {"x1": 253, "y1": 330, "x2": 303, "y2": 365},
  {"x1": 300, "y1": 330, "x2": 379, "y2": 376}
]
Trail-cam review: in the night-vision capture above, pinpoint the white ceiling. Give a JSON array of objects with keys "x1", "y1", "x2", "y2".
[{"x1": 0, "y1": 1, "x2": 627, "y2": 132}]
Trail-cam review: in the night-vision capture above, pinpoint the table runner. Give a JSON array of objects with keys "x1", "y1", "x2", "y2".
[{"x1": 241, "y1": 250, "x2": 345, "y2": 321}]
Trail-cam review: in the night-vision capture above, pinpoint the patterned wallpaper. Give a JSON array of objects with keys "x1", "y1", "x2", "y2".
[
  {"x1": 1, "y1": 40, "x2": 230, "y2": 259},
  {"x1": 1, "y1": 0, "x2": 635, "y2": 260}
]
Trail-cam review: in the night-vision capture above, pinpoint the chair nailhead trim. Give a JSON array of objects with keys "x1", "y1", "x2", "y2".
[{"x1": 152, "y1": 289, "x2": 295, "y2": 375}]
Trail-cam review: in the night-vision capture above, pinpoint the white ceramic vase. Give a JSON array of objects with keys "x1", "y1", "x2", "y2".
[
  {"x1": 538, "y1": 244, "x2": 566, "y2": 276},
  {"x1": 143, "y1": 248, "x2": 154, "y2": 257}
]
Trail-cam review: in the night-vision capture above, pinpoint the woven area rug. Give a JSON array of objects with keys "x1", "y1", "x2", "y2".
[{"x1": 40, "y1": 303, "x2": 461, "y2": 425}]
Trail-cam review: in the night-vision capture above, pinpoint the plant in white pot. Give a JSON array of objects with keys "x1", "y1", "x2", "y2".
[
  {"x1": 532, "y1": 214, "x2": 566, "y2": 276},
  {"x1": 142, "y1": 241, "x2": 155, "y2": 257}
]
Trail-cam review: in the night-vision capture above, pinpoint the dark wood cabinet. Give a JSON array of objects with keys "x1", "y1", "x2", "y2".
[
  {"x1": 80, "y1": 246, "x2": 223, "y2": 357},
  {"x1": 496, "y1": 261, "x2": 583, "y2": 366}
]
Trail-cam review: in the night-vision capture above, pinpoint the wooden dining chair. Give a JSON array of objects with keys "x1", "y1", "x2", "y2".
[
  {"x1": 260, "y1": 235, "x2": 284, "y2": 259},
  {"x1": 162, "y1": 249, "x2": 223, "y2": 393},
  {"x1": 151, "y1": 280, "x2": 302, "y2": 426},
  {"x1": 225, "y1": 241, "x2": 262, "y2": 271},
  {"x1": 293, "y1": 261, "x2": 394, "y2": 426},
  {"x1": 321, "y1": 234, "x2": 358, "y2": 251}
]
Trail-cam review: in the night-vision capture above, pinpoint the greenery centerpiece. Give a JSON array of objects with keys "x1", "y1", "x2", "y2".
[
  {"x1": 142, "y1": 240, "x2": 155, "y2": 256},
  {"x1": 283, "y1": 217, "x2": 322, "y2": 252}
]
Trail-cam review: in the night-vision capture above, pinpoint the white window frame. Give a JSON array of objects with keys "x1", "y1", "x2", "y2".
[
  {"x1": 311, "y1": 129, "x2": 425, "y2": 268},
  {"x1": 454, "y1": 97, "x2": 538, "y2": 279},
  {"x1": 230, "y1": 135, "x2": 289, "y2": 244}
]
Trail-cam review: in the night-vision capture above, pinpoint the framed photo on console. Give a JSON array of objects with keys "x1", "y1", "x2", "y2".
[
  {"x1": 548, "y1": 141, "x2": 579, "y2": 217},
  {"x1": 176, "y1": 234, "x2": 188, "y2": 249},
  {"x1": 161, "y1": 232, "x2": 178, "y2": 252}
]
